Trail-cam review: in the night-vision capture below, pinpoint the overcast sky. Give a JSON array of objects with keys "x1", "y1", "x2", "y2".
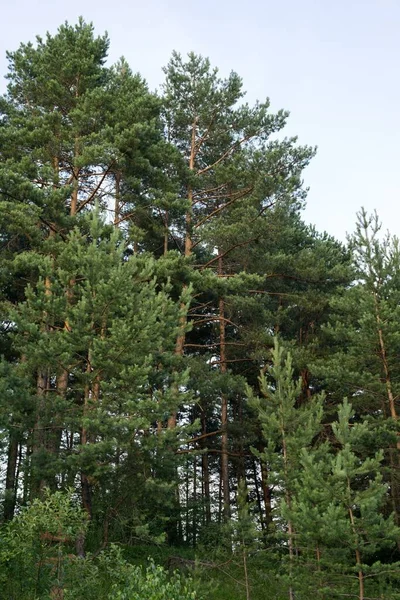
[{"x1": 1, "y1": 0, "x2": 399, "y2": 242}]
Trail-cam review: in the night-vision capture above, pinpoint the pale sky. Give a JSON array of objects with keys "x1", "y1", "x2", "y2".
[{"x1": 1, "y1": 0, "x2": 399, "y2": 242}]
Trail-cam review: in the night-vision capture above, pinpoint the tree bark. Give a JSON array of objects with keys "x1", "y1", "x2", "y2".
[
  {"x1": 201, "y1": 409, "x2": 211, "y2": 525},
  {"x1": 260, "y1": 461, "x2": 273, "y2": 532},
  {"x1": 220, "y1": 293, "x2": 230, "y2": 520}
]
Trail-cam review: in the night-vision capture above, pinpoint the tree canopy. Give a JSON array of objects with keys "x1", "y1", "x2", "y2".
[{"x1": 1, "y1": 19, "x2": 399, "y2": 600}]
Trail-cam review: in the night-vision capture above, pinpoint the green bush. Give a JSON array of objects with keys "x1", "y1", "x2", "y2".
[{"x1": 0, "y1": 490, "x2": 199, "y2": 600}]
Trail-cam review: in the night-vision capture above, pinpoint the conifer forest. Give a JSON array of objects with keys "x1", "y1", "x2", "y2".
[{"x1": 1, "y1": 19, "x2": 400, "y2": 600}]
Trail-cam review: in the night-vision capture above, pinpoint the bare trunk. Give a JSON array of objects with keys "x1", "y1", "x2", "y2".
[
  {"x1": 252, "y1": 459, "x2": 265, "y2": 532},
  {"x1": 80, "y1": 359, "x2": 93, "y2": 519},
  {"x1": 260, "y1": 461, "x2": 273, "y2": 532},
  {"x1": 185, "y1": 455, "x2": 190, "y2": 541},
  {"x1": 220, "y1": 293, "x2": 230, "y2": 519},
  {"x1": 348, "y1": 502, "x2": 364, "y2": 600},
  {"x1": 201, "y1": 410, "x2": 211, "y2": 525},
  {"x1": 184, "y1": 117, "x2": 197, "y2": 257},
  {"x1": 169, "y1": 120, "x2": 197, "y2": 428},
  {"x1": 374, "y1": 291, "x2": 398, "y2": 426},
  {"x1": 32, "y1": 368, "x2": 49, "y2": 497},
  {"x1": 70, "y1": 166, "x2": 79, "y2": 216},
  {"x1": 114, "y1": 171, "x2": 121, "y2": 226},
  {"x1": 164, "y1": 209, "x2": 169, "y2": 255},
  {"x1": 300, "y1": 367, "x2": 312, "y2": 401},
  {"x1": 193, "y1": 455, "x2": 197, "y2": 548}
]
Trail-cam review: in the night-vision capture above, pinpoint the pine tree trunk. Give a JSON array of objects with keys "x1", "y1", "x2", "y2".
[
  {"x1": 373, "y1": 291, "x2": 400, "y2": 526},
  {"x1": 171, "y1": 118, "x2": 197, "y2": 379},
  {"x1": 252, "y1": 459, "x2": 265, "y2": 532},
  {"x1": 260, "y1": 458, "x2": 273, "y2": 532},
  {"x1": 80, "y1": 359, "x2": 93, "y2": 519},
  {"x1": 282, "y1": 436, "x2": 295, "y2": 600},
  {"x1": 236, "y1": 398, "x2": 246, "y2": 483},
  {"x1": 243, "y1": 543, "x2": 250, "y2": 600},
  {"x1": 114, "y1": 171, "x2": 121, "y2": 226},
  {"x1": 220, "y1": 294, "x2": 230, "y2": 519},
  {"x1": 374, "y1": 291, "x2": 399, "y2": 425},
  {"x1": 300, "y1": 367, "x2": 312, "y2": 401},
  {"x1": 70, "y1": 165, "x2": 79, "y2": 216},
  {"x1": 348, "y1": 502, "x2": 364, "y2": 600},
  {"x1": 162, "y1": 208, "x2": 169, "y2": 255},
  {"x1": 70, "y1": 125, "x2": 80, "y2": 216},
  {"x1": 193, "y1": 455, "x2": 197, "y2": 548},
  {"x1": 32, "y1": 368, "x2": 49, "y2": 497},
  {"x1": 201, "y1": 410, "x2": 211, "y2": 525}
]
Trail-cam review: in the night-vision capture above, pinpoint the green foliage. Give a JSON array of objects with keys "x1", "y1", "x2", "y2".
[
  {"x1": 0, "y1": 490, "x2": 199, "y2": 600},
  {"x1": 111, "y1": 560, "x2": 197, "y2": 600},
  {"x1": 249, "y1": 339, "x2": 323, "y2": 510},
  {"x1": 0, "y1": 489, "x2": 87, "y2": 598},
  {"x1": 2, "y1": 18, "x2": 400, "y2": 600}
]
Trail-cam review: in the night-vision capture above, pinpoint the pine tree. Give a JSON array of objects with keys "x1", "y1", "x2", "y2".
[
  {"x1": 0, "y1": 20, "x2": 175, "y2": 525},
  {"x1": 290, "y1": 400, "x2": 400, "y2": 599},
  {"x1": 316, "y1": 209, "x2": 400, "y2": 522},
  {"x1": 248, "y1": 339, "x2": 323, "y2": 600},
  {"x1": 161, "y1": 51, "x2": 315, "y2": 524},
  {"x1": 3, "y1": 209, "x2": 191, "y2": 539}
]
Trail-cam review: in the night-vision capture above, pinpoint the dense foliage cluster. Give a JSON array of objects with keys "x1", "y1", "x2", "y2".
[{"x1": 1, "y1": 19, "x2": 399, "y2": 599}]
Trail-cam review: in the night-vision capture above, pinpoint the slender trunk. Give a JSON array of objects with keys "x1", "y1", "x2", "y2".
[
  {"x1": 300, "y1": 367, "x2": 312, "y2": 401},
  {"x1": 185, "y1": 455, "x2": 190, "y2": 542},
  {"x1": 70, "y1": 166, "x2": 79, "y2": 216},
  {"x1": 170, "y1": 119, "x2": 198, "y2": 421},
  {"x1": 243, "y1": 542, "x2": 250, "y2": 600},
  {"x1": 184, "y1": 117, "x2": 197, "y2": 257},
  {"x1": 54, "y1": 272, "x2": 74, "y2": 487},
  {"x1": 260, "y1": 460, "x2": 273, "y2": 532},
  {"x1": 23, "y1": 439, "x2": 31, "y2": 504},
  {"x1": 348, "y1": 502, "x2": 364, "y2": 600},
  {"x1": 3, "y1": 431, "x2": 19, "y2": 521},
  {"x1": 252, "y1": 459, "x2": 265, "y2": 532},
  {"x1": 114, "y1": 171, "x2": 121, "y2": 226},
  {"x1": 15, "y1": 441, "x2": 23, "y2": 503},
  {"x1": 70, "y1": 133, "x2": 80, "y2": 216},
  {"x1": 220, "y1": 292, "x2": 230, "y2": 519},
  {"x1": 193, "y1": 455, "x2": 197, "y2": 548},
  {"x1": 236, "y1": 398, "x2": 246, "y2": 484},
  {"x1": 185, "y1": 202, "x2": 192, "y2": 257},
  {"x1": 373, "y1": 291, "x2": 400, "y2": 526},
  {"x1": 164, "y1": 209, "x2": 169, "y2": 255},
  {"x1": 32, "y1": 252, "x2": 54, "y2": 497},
  {"x1": 218, "y1": 469, "x2": 222, "y2": 524},
  {"x1": 168, "y1": 304, "x2": 187, "y2": 429},
  {"x1": 374, "y1": 291, "x2": 398, "y2": 425},
  {"x1": 201, "y1": 410, "x2": 211, "y2": 525},
  {"x1": 287, "y1": 518, "x2": 295, "y2": 600},
  {"x1": 80, "y1": 358, "x2": 93, "y2": 519},
  {"x1": 177, "y1": 483, "x2": 183, "y2": 544},
  {"x1": 282, "y1": 436, "x2": 294, "y2": 600},
  {"x1": 32, "y1": 368, "x2": 49, "y2": 497}
]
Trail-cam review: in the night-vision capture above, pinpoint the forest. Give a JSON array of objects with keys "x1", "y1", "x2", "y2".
[{"x1": 0, "y1": 18, "x2": 400, "y2": 600}]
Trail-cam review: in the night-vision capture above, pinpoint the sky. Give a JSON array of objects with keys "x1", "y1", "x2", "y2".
[{"x1": 1, "y1": 0, "x2": 399, "y2": 242}]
